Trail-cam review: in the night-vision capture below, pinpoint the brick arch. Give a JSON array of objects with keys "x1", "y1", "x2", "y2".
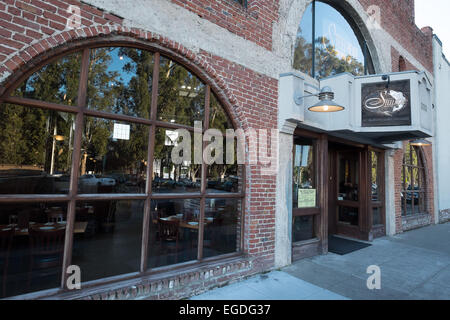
[{"x1": 0, "y1": 26, "x2": 245, "y2": 131}]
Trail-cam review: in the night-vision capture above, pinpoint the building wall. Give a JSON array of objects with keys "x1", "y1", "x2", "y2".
[
  {"x1": 0, "y1": 0, "x2": 437, "y2": 299},
  {"x1": 433, "y1": 35, "x2": 450, "y2": 223}
]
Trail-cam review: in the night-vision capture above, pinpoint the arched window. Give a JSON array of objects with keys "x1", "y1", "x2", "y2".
[
  {"x1": 399, "y1": 56, "x2": 407, "y2": 72},
  {"x1": 401, "y1": 143, "x2": 427, "y2": 216},
  {"x1": 293, "y1": 0, "x2": 374, "y2": 79},
  {"x1": 0, "y1": 45, "x2": 244, "y2": 298}
]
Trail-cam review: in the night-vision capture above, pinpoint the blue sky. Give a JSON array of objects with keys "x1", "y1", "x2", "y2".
[{"x1": 415, "y1": 0, "x2": 450, "y2": 58}]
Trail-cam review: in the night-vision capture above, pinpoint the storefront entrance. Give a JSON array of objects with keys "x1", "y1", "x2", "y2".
[
  {"x1": 328, "y1": 142, "x2": 364, "y2": 239},
  {"x1": 292, "y1": 130, "x2": 386, "y2": 261}
]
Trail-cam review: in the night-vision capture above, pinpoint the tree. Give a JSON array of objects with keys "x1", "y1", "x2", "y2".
[
  {"x1": 293, "y1": 34, "x2": 365, "y2": 78},
  {"x1": 0, "y1": 53, "x2": 81, "y2": 174}
]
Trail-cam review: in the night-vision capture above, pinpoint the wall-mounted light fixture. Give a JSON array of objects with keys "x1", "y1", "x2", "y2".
[
  {"x1": 294, "y1": 86, "x2": 344, "y2": 112},
  {"x1": 410, "y1": 138, "x2": 431, "y2": 147}
]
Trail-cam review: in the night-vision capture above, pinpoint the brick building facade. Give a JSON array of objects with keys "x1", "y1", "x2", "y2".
[{"x1": 0, "y1": 0, "x2": 442, "y2": 300}]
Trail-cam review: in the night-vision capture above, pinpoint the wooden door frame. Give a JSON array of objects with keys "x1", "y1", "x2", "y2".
[
  {"x1": 292, "y1": 129, "x2": 328, "y2": 259},
  {"x1": 292, "y1": 129, "x2": 387, "y2": 261}
]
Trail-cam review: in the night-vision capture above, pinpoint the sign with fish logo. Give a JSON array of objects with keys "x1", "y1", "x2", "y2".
[{"x1": 361, "y1": 80, "x2": 411, "y2": 127}]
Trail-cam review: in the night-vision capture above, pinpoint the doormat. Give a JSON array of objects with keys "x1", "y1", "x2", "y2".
[{"x1": 328, "y1": 236, "x2": 371, "y2": 255}]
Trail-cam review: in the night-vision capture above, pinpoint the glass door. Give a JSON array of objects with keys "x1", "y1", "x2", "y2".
[
  {"x1": 292, "y1": 136, "x2": 320, "y2": 244},
  {"x1": 335, "y1": 151, "x2": 361, "y2": 236}
]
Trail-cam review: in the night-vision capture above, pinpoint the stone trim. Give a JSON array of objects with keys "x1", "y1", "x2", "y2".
[{"x1": 439, "y1": 209, "x2": 450, "y2": 224}]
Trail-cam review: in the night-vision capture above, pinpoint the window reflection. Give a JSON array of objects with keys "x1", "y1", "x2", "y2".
[
  {"x1": 72, "y1": 200, "x2": 144, "y2": 282},
  {"x1": 293, "y1": 215, "x2": 315, "y2": 242},
  {"x1": 148, "y1": 199, "x2": 200, "y2": 268},
  {"x1": 13, "y1": 53, "x2": 81, "y2": 106},
  {"x1": 87, "y1": 47, "x2": 154, "y2": 118},
  {"x1": 401, "y1": 144, "x2": 427, "y2": 216},
  {"x1": 293, "y1": 139, "x2": 315, "y2": 208},
  {"x1": 371, "y1": 151, "x2": 379, "y2": 201},
  {"x1": 210, "y1": 93, "x2": 232, "y2": 132},
  {"x1": 338, "y1": 206, "x2": 359, "y2": 226},
  {"x1": 338, "y1": 153, "x2": 359, "y2": 201},
  {"x1": 294, "y1": 1, "x2": 369, "y2": 78},
  {"x1": 204, "y1": 198, "x2": 241, "y2": 258},
  {"x1": 0, "y1": 104, "x2": 74, "y2": 194},
  {"x1": 153, "y1": 128, "x2": 201, "y2": 193},
  {"x1": 157, "y1": 56, "x2": 205, "y2": 126},
  {"x1": 79, "y1": 117, "x2": 149, "y2": 194},
  {"x1": 0, "y1": 202, "x2": 68, "y2": 298},
  {"x1": 293, "y1": 4, "x2": 313, "y2": 75}
]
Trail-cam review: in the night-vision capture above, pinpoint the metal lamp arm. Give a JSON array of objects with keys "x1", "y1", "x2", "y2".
[{"x1": 294, "y1": 92, "x2": 319, "y2": 106}]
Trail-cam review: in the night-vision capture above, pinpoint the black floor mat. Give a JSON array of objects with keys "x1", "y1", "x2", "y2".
[{"x1": 328, "y1": 236, "x2": 371, "y2": 255}]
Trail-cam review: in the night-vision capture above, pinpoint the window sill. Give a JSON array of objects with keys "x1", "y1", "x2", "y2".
[{"x1": 292, "y1": 237, "x2": 320, "y2": 247}]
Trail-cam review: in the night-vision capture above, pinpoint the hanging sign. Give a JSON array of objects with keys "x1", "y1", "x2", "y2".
[{"x1": 361, "y1": 80, "x2": 411, "y2": 127}]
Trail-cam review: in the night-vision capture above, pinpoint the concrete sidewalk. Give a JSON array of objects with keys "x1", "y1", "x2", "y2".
[
  {"x1": 190, "y1": 271, "x2": 348, "y2": 300},
  {"x1": 191, "y1": 223, "x2": 450, "y2": 300}
]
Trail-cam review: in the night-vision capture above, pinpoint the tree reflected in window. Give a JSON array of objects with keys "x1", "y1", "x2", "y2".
[
  {"x1": 401, "y1": 144, "x2": 427, "y2": 216},
  {"x1": 294, "y1": 1, "x2": 371, "y2": 79},
  {"x1": 0, "y1": 45, "x2": 244, "y2": 298}
]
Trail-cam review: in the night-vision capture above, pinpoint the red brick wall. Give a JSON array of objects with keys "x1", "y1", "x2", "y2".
[
  {"x1": 169, "y1": 0, "x2": 278, "y2": 51},
  {"x1": 359, "y1": 0, "x2": 433, "y2": 73}
]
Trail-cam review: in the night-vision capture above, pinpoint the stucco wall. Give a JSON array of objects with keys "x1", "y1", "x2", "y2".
[{"x1": 433, "y1": 35, "x2": 450, "y2": 222}]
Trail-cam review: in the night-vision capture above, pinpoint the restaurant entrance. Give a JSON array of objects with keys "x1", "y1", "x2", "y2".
[
  {"x1": 328, "y1": 142, "x2": 363, "y2": 239},
  {"x1": 328, "y1": 140, "x2": 386, "y2": 241},
  {"x1": 292, "y1": 129, "x2": 386, "y2": 261}
]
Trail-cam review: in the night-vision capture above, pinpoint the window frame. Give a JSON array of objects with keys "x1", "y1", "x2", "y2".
[
  {"x1": 401, "y1": 144, "x2": 427, "y2": 217},
  {"x1": 295, "y1": 0, "x2": 375, "y2": 79},
  {"x1": 292, "y1": 132, "x2": 321, "y2": 245},
  {"x1": 368, "y1": 148, "x2": 386, "y2": 229},
  {"x1": 0, "y1": 43, "x2": 246, "y2": 294}
]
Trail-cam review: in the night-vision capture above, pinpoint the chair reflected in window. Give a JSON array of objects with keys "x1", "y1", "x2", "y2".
[
  {"x1": 156, "y1": 219, "x2": 180, "y2": 266},
  {"x1": 28, "y1": 226, "x2": 65, "y2": 289},
  {"x1": 46, "y1": 212, "x2": 66, "y2": 223},
  {"x1": 0, "y1": 227, "x2": 14, "y2": 298}
]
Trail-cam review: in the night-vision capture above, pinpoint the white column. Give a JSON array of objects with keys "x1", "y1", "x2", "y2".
[
  {"x1": 274, "y1": 122, "x2": 296, "y2": 268},
  {"x1": 385, "y1": 148, "x2": 397, "y2": 236}
]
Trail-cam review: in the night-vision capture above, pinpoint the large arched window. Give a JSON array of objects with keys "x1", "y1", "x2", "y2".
[
  {"x1": 293, "y1": 0, "x2": 374, "y2": 79},
  {"x1": 0, "y1": 45, "x2": 244, "y2": 298},
  {"x1": 401, "y1": 143, "x2": 427, "y2": 216}
]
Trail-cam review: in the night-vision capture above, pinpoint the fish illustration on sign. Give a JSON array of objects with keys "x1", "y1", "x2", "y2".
[{"x1": 363, "y1": 89, "x2": 408, "y2": 116}]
